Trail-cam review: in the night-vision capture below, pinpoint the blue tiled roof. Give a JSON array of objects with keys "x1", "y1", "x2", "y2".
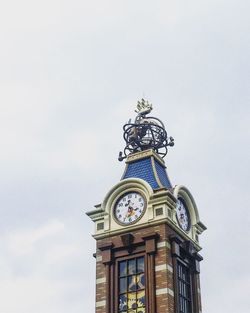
[
  {"x1": 123, "y1": 158, "x2": 160, "y2": 189},
  {"x1": 154, "y1": 160, "x2": 172, "y2": 189},
  {"x1": 122, "y1": 156, "x2": 172, "y2": 190}
]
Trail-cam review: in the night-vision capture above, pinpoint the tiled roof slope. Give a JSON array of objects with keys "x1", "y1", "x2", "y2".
[{"x1": 122, "y1": 152, "x2": 172, "y2": 190}]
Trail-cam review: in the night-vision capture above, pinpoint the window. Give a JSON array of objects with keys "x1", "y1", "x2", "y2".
[
  {"x1": 177, "y1": 261, "x2": 192, "y2": 313},
  {"x1": 170, "y1": 236, "x2": 202, "y2": 313},
  {"x1": 118, "y1": 256, "x2": 146, "y2": 313}
]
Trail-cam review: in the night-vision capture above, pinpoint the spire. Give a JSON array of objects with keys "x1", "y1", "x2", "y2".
[{"x1": 119, "y1": 99, "x2": 174, "y2": 190}]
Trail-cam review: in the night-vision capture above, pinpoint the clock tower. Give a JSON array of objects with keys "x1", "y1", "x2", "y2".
[{"x1": 87, "y1": 99, "x2": 206, "y2": 313}]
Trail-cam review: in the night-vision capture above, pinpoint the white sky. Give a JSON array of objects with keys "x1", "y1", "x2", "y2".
[{"x1": 0, "y1": 0, "x2": 249, "y2": 312}]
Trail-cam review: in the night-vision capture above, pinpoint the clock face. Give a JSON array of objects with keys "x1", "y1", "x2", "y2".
[
  {"x1": 176, "y1": 198, "x2": 191, "y2": 231},
  {"x1": 114, "y1": 192, "x2": 146, "y2": 225}
]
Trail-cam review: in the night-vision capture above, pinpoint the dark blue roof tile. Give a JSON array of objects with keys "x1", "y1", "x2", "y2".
[
  {"x1": 123, "y1": 158, "x2": 160, "y2": 189},
  {"x1": 122, "y1": 155, "x2": 172, "y2": 190}
]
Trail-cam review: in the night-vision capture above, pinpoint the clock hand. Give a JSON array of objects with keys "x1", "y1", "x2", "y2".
[
  {"x1": 128, "y1": 202, "x2": 138, "y2": 215},
  {"x1": 127, "y1": 206, "x2": 134, "y2": 216}
]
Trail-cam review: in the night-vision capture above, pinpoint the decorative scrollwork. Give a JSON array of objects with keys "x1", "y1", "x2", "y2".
[{"x1": 118, "y1": 99, "x2": 174, "y2": 161}]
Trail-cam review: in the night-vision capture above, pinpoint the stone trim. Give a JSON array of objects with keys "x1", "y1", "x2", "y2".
[
  {"x1": 151, "y1": 157, "x2": 164, "y2": 188},
  {"x1": 96, "y1": 300, "x2": 106, "y2": 307},
  {"x1": 168, "y1": 288, "x2": 175, "y2": 297},
  {"x1": 96, "y1": 277, "x2": 106, "y2": 284},
  {"x1": 156, "y1": 287, "x2": 175, "y2": 297},
  {"x1": 155, "y1": 263, "x2": 173, "y2": 273},
  {"x1": 126, "y1": 149, "x2": 165, "y2": 166},
  {"x1": 167, "y1": 264, "x2": 173, "y2": 273},
  {"x1": 157, "y1": 240, "x2": 171, "y2": 249},
  {"x1": 96, "y1": 255, "x2": 102, "y2": 262},
  {"x1": 155, "y1": 264, "x2": 167, "y2": 272}
]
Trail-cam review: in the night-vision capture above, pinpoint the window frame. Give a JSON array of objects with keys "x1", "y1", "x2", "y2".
[
  {"x1": 98, "y1": 232, "x2": 159, "y2": 313},
  {"x1": 176, "y1": 258, "x2": 193, "y2": 313},
  {"x1": 115, "y1": 253, "x2": 147, "y2": 313},
  {"x1": 170, "y1": 236, "x2": 201, "y2": 313}
]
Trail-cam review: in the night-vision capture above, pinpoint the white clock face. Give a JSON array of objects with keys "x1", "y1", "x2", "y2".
[
  {"x1": 176, "y1": 198, "x2": 190, "y2": 231},
  {"x1": 114, "y1": 192, "x2": 146, "y2": 225}
]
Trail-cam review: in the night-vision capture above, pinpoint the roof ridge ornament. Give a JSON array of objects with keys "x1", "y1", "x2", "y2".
[{"x1": 118, "y1": 99, "x2": 174, "y2": 161}]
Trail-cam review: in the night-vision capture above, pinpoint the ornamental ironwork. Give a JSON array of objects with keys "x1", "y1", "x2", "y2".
[{"x1": 118, "y1": 99, "x2": 174, "y2": 161}]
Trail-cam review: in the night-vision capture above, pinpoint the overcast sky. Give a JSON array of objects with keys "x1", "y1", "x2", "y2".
[{"x1": 0, "y1": 0, "x2": 249, "y2": 312}]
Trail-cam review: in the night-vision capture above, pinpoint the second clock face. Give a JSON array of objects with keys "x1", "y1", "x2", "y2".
[
  {"x1": 114, "y1": 192, "x2": 146, "y2": 225},
  {"x1": 176, "y1": 198, "x2": 191, "y2": 232}
]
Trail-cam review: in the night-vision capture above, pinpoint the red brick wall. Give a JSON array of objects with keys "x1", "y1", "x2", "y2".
[{"x1": 93, "y1": 223, "x2": 202, "y2": 313}]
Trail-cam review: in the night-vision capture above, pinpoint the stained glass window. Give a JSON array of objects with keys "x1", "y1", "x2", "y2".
[
  {"x1": 177, "y1": 261, "x2": 192, "y2": 313},
  {"x1": 118, "y1": 257, "x2": 145, "y2": 313}
]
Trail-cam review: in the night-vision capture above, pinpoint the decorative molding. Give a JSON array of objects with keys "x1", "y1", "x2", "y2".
[
  {"x1": 173, "y1": 184, "x2": 207, "y2": 237},
  {"x1": 170, "y1": 234, "x2": 203, "y2": 264},
  {"x1": 126, "y1": 149, "x2": 165, "y2": 167},
  {"x1": 92, "y1": 216, "x2": 202, "y2": 252},
  {"x1": 142, "y1": 233, "x2": 159, "y2": 254},
  {"x1": 120, "y1": 233, "x2": 135, "y2": 253},
  {"x1": 86, "y1": 208, "x2": 108, "y2": 223},
  {"x1": 98, "y1": 242, "x2": 114, "y2": 264},
  {"x1": 127, "y1": 149, "x2": 153, "y2": 162},
  {"x1": 121, "y1": 233, "x2": 134, "y2": 246}
]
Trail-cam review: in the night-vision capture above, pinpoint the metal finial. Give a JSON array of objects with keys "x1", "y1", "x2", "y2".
[{"x1": 118, "y1": 99, "x2": 174, "y2": 161}]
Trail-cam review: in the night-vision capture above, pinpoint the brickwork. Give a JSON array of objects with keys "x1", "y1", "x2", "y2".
[
  {"x1": 94, "y1": 223, "x2": 182, "y2": 313},
  {"x1": 95, "y1": 250, "x2": 107, "y2": 313},
  {"x1": 96, "y1": 306, "x2": 106, "y2": 313},
  {"x1": 154, "y1": 224, "x2": 176, "y2": 313},
  {"x1": 167, "y1": 293, "x2": 175, "y2": 312},
  {"x1": 93, "y1": 222, "x2": 203, "y2": 313}
]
